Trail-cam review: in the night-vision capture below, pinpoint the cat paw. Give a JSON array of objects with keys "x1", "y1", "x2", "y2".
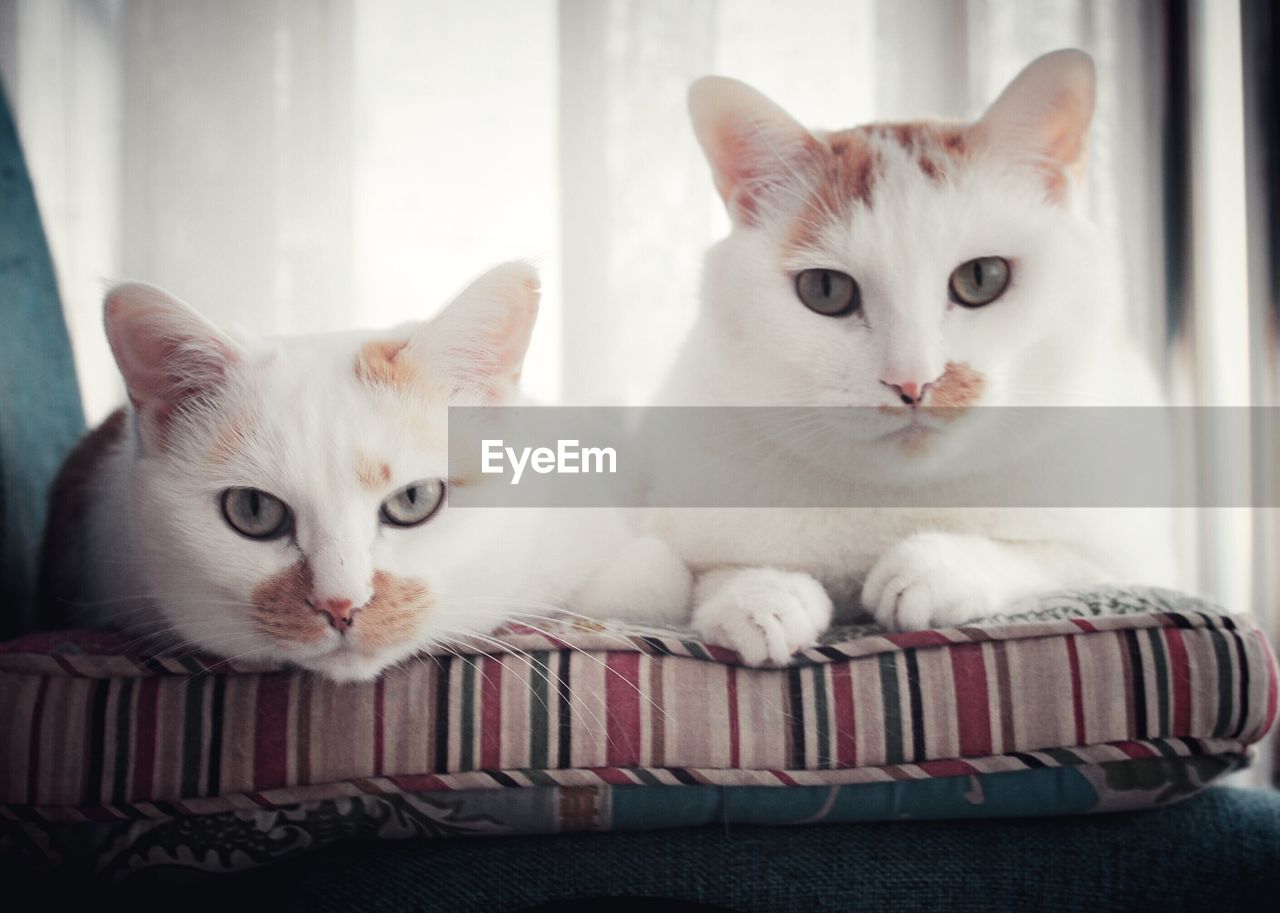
[
  {"x1": 862, "y1": 533, "x2": 1002, "y2": 631},
  {"x1": 692, "y1": 568, "x2": 833, "y2": 666}
]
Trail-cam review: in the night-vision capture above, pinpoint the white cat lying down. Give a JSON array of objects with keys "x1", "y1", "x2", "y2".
[
  {"x1": 649, "y1": 49, "x2": 1176, "y2": 664},
  {"x1": 41, "y1": 264, "x2": 690, "y2": 682}
]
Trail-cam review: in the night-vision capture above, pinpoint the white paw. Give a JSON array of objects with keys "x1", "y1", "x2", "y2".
[
  {"x1": 862, "y1": 533, "x2": 1004, "y2": 630},
  {"x1": 692, "y1": 568, "x2": 833, "y2": 666}
]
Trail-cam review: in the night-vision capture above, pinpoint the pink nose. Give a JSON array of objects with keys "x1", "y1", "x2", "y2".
[
  {"x1": 311, "y1": 596, "x2": 358, "y2": 632},
  {"x1": 882, "y1": 379, "x2": 932, "y2": 406}
]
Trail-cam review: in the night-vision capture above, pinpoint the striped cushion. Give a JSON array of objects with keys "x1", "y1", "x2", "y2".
[{"x1": 1, "y1": 586, "x2": 1276, "y2": 875}]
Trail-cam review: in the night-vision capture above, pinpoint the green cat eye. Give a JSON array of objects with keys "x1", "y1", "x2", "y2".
[
  {"x1": 380, "y1": 480, "x2": 446, "y2": 528},
  {"x1": 795, "y1": 268, "x2": 861, "y2": 317},
  {"x1": 221, "y1": 488, "x2": 291, "y2": 540},
  {"x1": 949, "y1": 256, "x2": 1011, "y2": 307}
]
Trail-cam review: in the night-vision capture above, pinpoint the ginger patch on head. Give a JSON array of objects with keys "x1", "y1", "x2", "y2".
[
  {"x1": 786, "y1": 121, "x2": 970, "y2": 257},
  {"x1": 356, "y1": 451, "x2": 392, "y2": 491},
  {"x1": 355, "y1": 339, "x2": 424, "y2": 397}
]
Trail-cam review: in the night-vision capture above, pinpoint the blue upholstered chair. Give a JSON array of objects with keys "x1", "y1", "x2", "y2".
[{"x1": 3, "y1": 87, "x2": 1278, "y2": 912}]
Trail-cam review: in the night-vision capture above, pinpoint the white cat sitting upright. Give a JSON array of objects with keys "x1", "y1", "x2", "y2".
[
  {"x1": 653, "y1": 49, "x2": 1176, "y2": 664},
  {"x1": 42, "y1": 263, "x2": 690, "y2": 682}
]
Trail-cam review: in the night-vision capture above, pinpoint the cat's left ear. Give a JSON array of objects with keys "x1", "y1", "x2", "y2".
[
  {"x1": 408, "y1": 262, "x2": 540, "y2": 403},
  {"x1": 976, "y1": 49, "x2": 1095, "y2": 202}
]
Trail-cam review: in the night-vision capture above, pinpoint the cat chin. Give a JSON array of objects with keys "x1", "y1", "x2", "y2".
[{"x1": 288, "y1": 643, "x2": 410, "y2": 684}]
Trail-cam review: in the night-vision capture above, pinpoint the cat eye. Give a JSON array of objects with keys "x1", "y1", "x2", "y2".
[
  {"x1": 380, "y1": 480, "x2": 446, "y2": 528},
  {"x1": 795, "y1": 268, "x2": 861, "y2": 317},
  {"x1": 221, "y1": 488, "x2": 291, "y2": 540},
  {"x1": 949, "y1": 257, "x2": 1011, "y2": 307}
]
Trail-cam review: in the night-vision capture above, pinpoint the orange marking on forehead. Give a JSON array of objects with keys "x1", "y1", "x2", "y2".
[
  {"x1": 787, "y1": 121, "x2": 972, "y2": 257},
  {"x1": 355, "y1": 339, "x2": 424, "y2": 396},
  {"x1": 356, "y1": 452, "x2": 392, "y2": 491}
]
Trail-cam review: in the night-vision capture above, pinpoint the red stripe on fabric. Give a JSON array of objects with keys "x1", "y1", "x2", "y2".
[
  {"x1": 253, "y1": 675, "x2": 291, "y2": 790},
  {"x1": 704, "y1": 645, "x2": 738, "y2": 664},
  {"x1": 1116, "y1": 741, "x2": 1157, "y2": 759},
  {"x1": 389, "y1": 773, "x2": 450, "y2": 792},
  {"x1": 829, "y1": 661, "x2": 857, "y2": 767},
  {"x1": 949, "y1": 643, "x2": 992, "y2": 757},
  {"x1": 25, "y1": 677, "x2": 50, "y2": 802},
  {"x1": 916, "y1": 758, "x2": 980, "y2": 777},
  {"x1": 882, "y1": 630, "x2": 953, "y2": 649},
  {"x1": 373, "y1": 677, "x2": 386, "y2": 776},
  {"x1": 594, "y1": 767, "x2": 639, "y2": 785},
  {"x1": 769, "y1": 770, "x2": 800, "y2": 786},
  {"x1": 605, "y1": 652, "x2": 641, "y2": 766},
  {"x1": 248, "y1": 792, "x2": 276, "y2": 809},
  {"x1": 480, "y1": 655, "x2": 504, "y2": 770},
  {"x1": 52, "y1": 655, "x2": 79, "y2": 676},
  {"x1": 80, "y1": 806, "x2": 126, "y2": 821},
  {"x1": 1071, "y1": 619, "x2": 1098, "y2": 633},
  {"x1": 1163, "y1": 628, "x2": 1192, "y2": 735},
  {"x1": 726, "y1": 665, "x2": 741, "y2": 768},
  {"x1": 131, "y1": 676, "x2": 159, "y2": 801},
  {"x1": 1255, "y1": 630, "x2": 1278, "y2": 736},
  {"x1": 1064, "y1": 635, "x2": 1087, "y2": 745}
]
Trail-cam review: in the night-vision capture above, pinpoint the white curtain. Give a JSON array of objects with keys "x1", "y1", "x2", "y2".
[{"x1": 1, "y1": 0, "x2": 1167, "y2": 419}]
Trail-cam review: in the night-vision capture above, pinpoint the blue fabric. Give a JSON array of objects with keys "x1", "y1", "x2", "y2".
[
  {"x1": 0, "y1": 87, "x2": 86, "y2": 638},
  {"x1": 16, "y1": 786, "x2": 1278, "y2": 911}
]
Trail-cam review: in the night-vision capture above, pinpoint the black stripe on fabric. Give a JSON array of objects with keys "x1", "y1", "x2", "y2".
[
  {"x1": 668, "y1": 767, "x2": 701, "y2": 785},
  {"x1": 1219, "y1": 614, "x2": 1238, "y2": 631},
  {"x1": 489, "y1": 770, "x2": 521, "y2": 787},
  {"x1": 206, "y1": 675, "x2": 227, "y2": 795},
  {"x1": 111, "y1": 677, "x2": 136, "y2": 803},
  {"x1": 86, "y1": 679, "x2": 111, "y2": 802},
  {"x1": 903, "y1": 648, "x2": 926, "y2": 763},
  {"x1": 1181, "y1": 736, "x2": 1205, "y2": 756},
  {"x1": 434, "y1": 655, "x2": 452, "y2": 773},
  {"x1": 1010, "y1": 752, "x2": 1047, "y2": 769},
  {"x1": 1124, "y1": 629, "x2": 1149, "y2": 738},
  {"x1": 151, "y1": 800, "x2": 183, "y2": 817},
  {"x1": 1229, "y1": 630, "x2": 1252, "y2": 739},
  {"x1": 556, "y1": 650, "x2": 572, "y2": 768},
  {"x1": 815, "y1": 646, "x2": 848, "y2": 662},
  {"x1": 142, "y1": 656, "x2": 169, "y2": 676},
  {"x1": 1168, "y1": 613, "x2": 1196, "y2": 630},
  {"x1": 787, "y1": 666, "x2": 805, "y2": 769},
  {"x1": 180, "y1": 677, "x2": 206, "y2": 796},
  {"x1": 640, "y1": 636, "x2": 673, "y2": 657}
]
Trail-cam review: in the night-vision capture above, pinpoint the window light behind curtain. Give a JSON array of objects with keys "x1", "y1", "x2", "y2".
[{"x1": 0, "y1": 0, "x2": 1166, "y2": 414}]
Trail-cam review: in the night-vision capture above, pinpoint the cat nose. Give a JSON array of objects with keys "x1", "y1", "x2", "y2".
[
  {"x1": 881, "y1": 379, "x2": 933, "y2": 406},
  {"x1": 309, "y1": 596, "x2": 360, "y2": 633}
]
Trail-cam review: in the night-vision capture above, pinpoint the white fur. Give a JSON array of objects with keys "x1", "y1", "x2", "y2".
[
  {"x1": 70, "y1": 264, "x2": 691, "y2": 682},
  {"x1": 653, "y1": 50, "x2": 1176, "y2": 659}
]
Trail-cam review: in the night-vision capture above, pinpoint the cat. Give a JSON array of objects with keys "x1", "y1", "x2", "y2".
[
  {"x1": 649, "y1": 49, "x2": 1176, "y2": 665},
  {"x1": 40, "y1": 263, "x2": 690, "y2": 682}
]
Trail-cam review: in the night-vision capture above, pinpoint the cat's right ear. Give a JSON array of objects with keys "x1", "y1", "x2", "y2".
[
  {"x1": 688, "y1": 76, "x2": 817, "y2": 226},
  {"x1": 104, "y1": 283, "x2": 242, "y2": 450}
]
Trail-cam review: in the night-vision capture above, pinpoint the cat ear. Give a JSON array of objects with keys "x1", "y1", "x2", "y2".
[
  {"x1": 104, "y1": 283, "x2": 242, "y2": 449},
  {"x1": 408, "y1": 261, "x2": 540, "y2": 403},
  {"x1": 688, "y1": 76, "x2": 817, "y2": 226},
  {"x1": 976, "y1": 49, "x2": 1095, "y2": 201}
]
